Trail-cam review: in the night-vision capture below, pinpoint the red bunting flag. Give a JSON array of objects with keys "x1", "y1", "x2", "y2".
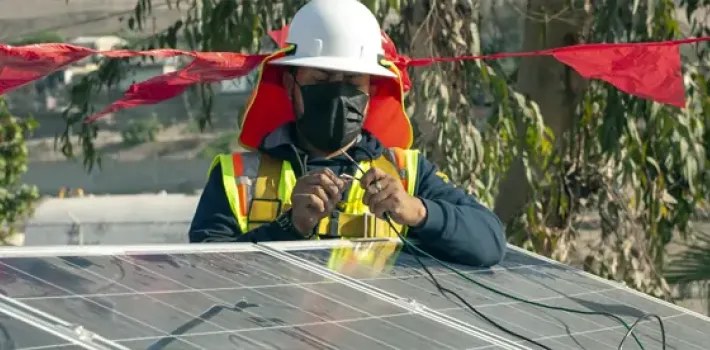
[
  {"x1": 551, "y1": 42, "x2": 685, "y2": 107},
  {"x1": 0, "y1": 44, "x2": 93, "y2": 95},
  {"x1": 0, "y1": 33, "x2": 708, "y2": 121},
  {"x1": 403, "y1": 41, "x2": 690, "y2": 108},
  {"x1": 267, "y1": 26, "x2": 290, "y2": 49},
  {"x1": 85, "y1": 52, "x2": 267, "y2": 123}
]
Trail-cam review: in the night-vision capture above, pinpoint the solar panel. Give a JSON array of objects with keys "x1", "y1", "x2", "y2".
[
  {"x1": 0, "y1": 242, "x2": 523, "y2": 350},
  {"x1": 274, "y1": 240, "x2": 710, "y2": 350}
]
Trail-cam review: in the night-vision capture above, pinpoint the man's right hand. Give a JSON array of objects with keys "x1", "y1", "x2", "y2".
[{"x1": 290, "y1": 168, "x2": 347, "y2": 235}]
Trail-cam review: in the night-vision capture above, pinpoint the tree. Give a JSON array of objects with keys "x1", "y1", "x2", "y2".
[
  {"x1": 0, "y1": 30, "x2": 61, "y2": 246},
  {"x1": 55, "y1": 0, "x2": 709, "y2": 301},
  {"x1": 0, "y1": 98, "x2": 40, "y2": 246}
]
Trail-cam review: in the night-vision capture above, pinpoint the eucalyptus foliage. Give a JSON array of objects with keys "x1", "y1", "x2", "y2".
[
  {"x1": 53, "y1": 0, "x2": 709, "y2": 302},
  {"x1": 574, "y1": 0, "x2": 709, "y2": 299},
  {"x1": 662, "y1": 0, "x2": 710, "y2": 305}
]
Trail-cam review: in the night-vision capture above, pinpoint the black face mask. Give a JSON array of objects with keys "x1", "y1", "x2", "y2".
[{"x1": 294, "y1": 81, "x2": 369, "y2": 153}]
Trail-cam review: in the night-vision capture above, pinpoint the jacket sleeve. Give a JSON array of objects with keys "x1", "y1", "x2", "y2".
[
  {"x1": 407, "y1": 154, "x2": 507, "y2": 267},
  {"x1": 188, "y1": 163, "x2": 303, "y2": 243}
]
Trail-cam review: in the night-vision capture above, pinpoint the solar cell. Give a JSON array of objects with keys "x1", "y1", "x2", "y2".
[
  {"x1": 0, "y1": 243, "x2": 518, "y2": 350},
  {"x1": 273, "y1": 240, "x2": 710, "y2": 350},
  {"x1": 0, "y1": 313, "x2": 68, "y2": 350}
]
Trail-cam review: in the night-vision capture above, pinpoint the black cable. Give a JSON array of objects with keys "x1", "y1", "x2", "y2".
[
  {"x1": 617, "y1": 313, "x2": 666, "y2": 350},
  {"x1": 346, "y1": 149, "x2": 551, "y2": 348},
  {"x1": 386, "y1": 216, "x2": 673, "y2": 350},
  {"x1": 382, "y1": 214, "x2": 554, "y2": 350},
  {"x1": 146, "y1": 301, "x2": 259, "y2": 350},
  {"x1": 343, "y1": 149, "x2": 666, "y2": 349}
]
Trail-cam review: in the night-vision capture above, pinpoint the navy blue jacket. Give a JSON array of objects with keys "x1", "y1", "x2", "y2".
[{"x1": 189, "y1": 124, "x2": 506, "y2": 267}]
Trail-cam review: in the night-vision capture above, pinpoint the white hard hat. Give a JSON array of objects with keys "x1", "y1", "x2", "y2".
[{"x1": 268, "y1": 0, "x2": 396, "y2": 78}]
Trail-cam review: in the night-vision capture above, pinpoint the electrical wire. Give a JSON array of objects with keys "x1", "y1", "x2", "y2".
[
  {"x1": 340, "y1": 151, "x2": 665, "y2": 349},
  {"x1": 383, "y1": 216, "x2": 552, "y2": 349},
  {"x1": 389, "y1": 216, "x2": 553, "y2": 350},
  {"x1": 340, "y1": 151, "x2": 553, "y2": 348},
  {"x1": 386, "y1": 218, "x2": 669, "y2": 350},
  {"x1": 617, "y1": 313, "x2": 666, "y2": 350}
]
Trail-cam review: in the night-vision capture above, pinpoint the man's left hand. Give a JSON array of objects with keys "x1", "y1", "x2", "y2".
[{"x1": 360, "y1": 167, "x2": 427, "y2": 227}]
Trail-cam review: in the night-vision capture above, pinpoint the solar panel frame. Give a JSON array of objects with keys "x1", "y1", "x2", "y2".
[
  {"x1": 262, "y1": 240, "x2": 710, "y2": 350},
  {"x1": 0, "y1": 240, "x2": 526, "y2": 350},
  {"x1": 254, "y1": 242, "x2": 526, "y2": 349},
  {"x1": 0, "y1": 293, "x2": 129, "y2": 350},
  {"x1": 1, "y1": 239, "x2": 709, "y2": 350}
]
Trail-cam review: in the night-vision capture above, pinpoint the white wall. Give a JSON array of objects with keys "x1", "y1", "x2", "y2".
[
  {"x1": 24, "y1": 194, "x2": 200, "y2": 246},
  {"x1": 23, "y1": 159, "x2": 213, "y2": 195}
]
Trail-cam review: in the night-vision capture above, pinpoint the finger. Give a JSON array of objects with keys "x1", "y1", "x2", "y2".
[
  {"x1": 322, "y1": 167, "x2": 340, "y2": 182},
  {"x1": 305, "y1": 173, "x2": 341, "y2": 200},
  {"x1": 359, "y1": 167, "x2": 388, "y2": 190},
  {"x1": 339, "y1": 175, "x2": 355, "y2": 191},
  {"x1": 365, "y1": 185, "x2": 395, "y2": 208},
  {"x1": 328, "y1": 169, "x2": 347, "y2": 190},
  {"x1": 318, "y1": 168, "x2": 346, "y2": 190},
  {"x1": 307, "y1": 185, "x2": 331, "y2": 211},
  {"x1": 293, "y1": 183, "x2": 332, "y2": 212},
  {"x1": 340, "y1": 173, "x2": 356, "y2": 181},
  {"x1": 362, "y1": 180, "x2": 392, "y2": 206},
  {"x1": 369, "y1": 193, "x2": 395, "y2": 219},
  {"x1": 321, "y1": 179, "x2": 342, "y2": 201},
  {"x1": 316, "y1": 168, "x2": 346, "y2": 190},
  {"x1": 293, "y1": 183, "x2": 328, "y2": 204},
  {"x1": 293, "y1": 193, "x2": 327, "y2": 214}
]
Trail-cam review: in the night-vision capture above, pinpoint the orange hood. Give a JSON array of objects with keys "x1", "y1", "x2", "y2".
[{"x1": 238, "y1": 37, "x2": 413, "y2": 150}]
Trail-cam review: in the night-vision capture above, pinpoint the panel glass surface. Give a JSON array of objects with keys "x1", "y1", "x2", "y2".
[
  {"x1": 0, "y1": 313, "x2": 80, "y2": 350},
  {"x1": 0, "y1": 249, "x2": 503, "y2": 350},
  {"x1": 285, "y1": 241, "x2": 710, "y2": 350}
]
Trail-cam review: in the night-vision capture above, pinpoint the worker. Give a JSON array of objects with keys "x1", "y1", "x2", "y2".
[{"x1": 188, "y1": 0, "x2": 506, "y2": 267}]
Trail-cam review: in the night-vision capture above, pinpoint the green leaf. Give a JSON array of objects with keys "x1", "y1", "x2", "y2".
[
  {"x1": 361, "y1": 0, "x2": 379, "y2": 13},
  {"x1": 386, "y1": 0, "x2": 400, "y2": 11},
  {"x1": 666, "y1": 231, "x2": 710, "y2": 284}
]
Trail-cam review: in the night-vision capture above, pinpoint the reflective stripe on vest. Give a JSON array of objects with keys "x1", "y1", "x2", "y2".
[
  {"x1": 207, "y1": 152, "x2": 261, "y2": 232},
  {"x1": 207, "y1": 147, "x2": 420, "y2": 237}
]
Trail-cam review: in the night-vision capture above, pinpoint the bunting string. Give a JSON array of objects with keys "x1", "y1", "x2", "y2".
[{"x1": 1, "y1": 35, "x2": 709, "y2": 124}]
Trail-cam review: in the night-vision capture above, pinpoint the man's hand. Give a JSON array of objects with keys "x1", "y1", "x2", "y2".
[
  {"x1": 360, "y1": 167, "x2": 427, "y2": 227},
  {"x1": 290, "y1": 168, "x2": 346, "y2": 234}
]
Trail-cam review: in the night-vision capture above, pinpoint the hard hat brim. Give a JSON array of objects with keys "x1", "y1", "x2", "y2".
[{"x1": 268, "y1": 55, "x2": 397, "y2": 78}]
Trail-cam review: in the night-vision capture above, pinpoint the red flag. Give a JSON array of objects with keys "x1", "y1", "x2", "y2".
[
  {"x1": 405, "y1": 41, "x2": 691, "y2": 108},
  {"x1": 85, "y1": 52, "x2": 267, "y2": 123},
  {"x1": 551, "y1": 43, "x2": 685, "y2": 107},
  {"x1": 268, "y1": 25, "x2": 290, "y2": 48},
  {"x1": 0, "y1": 44, "x2": 94, "y2": 94},
  {"x1": 1, "y1": 37, "x2": 708, "y2": 119}
]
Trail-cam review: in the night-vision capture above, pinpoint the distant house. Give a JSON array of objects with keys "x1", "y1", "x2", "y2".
[
  {"x1": 61, "y1": 36, "x2": 130, "y2": 85},
  {"x1": 69, "y1": 35, "x2": 128, "y2": 51}
]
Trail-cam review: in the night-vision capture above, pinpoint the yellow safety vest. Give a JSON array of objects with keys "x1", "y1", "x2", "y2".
[{"x1": 207, "y1": 147, "x2": 420, "y2": 274}]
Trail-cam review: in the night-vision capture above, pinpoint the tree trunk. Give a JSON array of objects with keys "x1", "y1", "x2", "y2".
[
  {"x1": 402, "y1": 0, "x2": 480, "y2": 173},
  {"x1": 403, "y1": 0, "x2": 461, "y2": 165},
  {"x1": 404, "y1": 0, "x2": 439, "y2": 147},
  {"x1": 494, "y1": 0, "x2": 591, "y2": 226}
]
